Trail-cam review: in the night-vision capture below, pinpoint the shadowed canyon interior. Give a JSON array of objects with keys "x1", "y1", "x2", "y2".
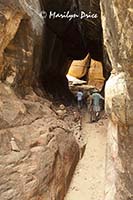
[
  {"x1": 0, "y1": 0, "x2": 132, "y2": 200},
  {"x1": 39, "y1": 0, "x2": 111, "y2": 98}
]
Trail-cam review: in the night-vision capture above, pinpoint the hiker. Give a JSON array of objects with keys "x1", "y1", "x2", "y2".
[
  {"x1": 76, "y1": 90, "x2": 84, "y2": 109},
  {"x1": 89, "y1": 89, "x2": 104, "y2": 122}
]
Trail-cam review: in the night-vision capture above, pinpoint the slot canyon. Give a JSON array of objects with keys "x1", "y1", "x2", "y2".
[{"x1": 0, "y1": 0, "x2": 132, "y2": 200}]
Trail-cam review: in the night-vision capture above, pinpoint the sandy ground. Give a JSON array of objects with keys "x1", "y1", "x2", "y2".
[{"x1": 65, "y1": 112, "x2": 108, "y2": 200}]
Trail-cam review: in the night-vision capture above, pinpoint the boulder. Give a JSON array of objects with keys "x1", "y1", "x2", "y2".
[
  {"x1": 68, "y1": 54, "x2": 90, "y2": 79},
  {"x1": 0, "y1": 83, "x2": 80, "y2": 200}
]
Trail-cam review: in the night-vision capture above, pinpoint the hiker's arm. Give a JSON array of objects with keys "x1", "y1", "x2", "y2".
[{"x1": 99, "y1": 94, "x2": 104, "y2": 100}]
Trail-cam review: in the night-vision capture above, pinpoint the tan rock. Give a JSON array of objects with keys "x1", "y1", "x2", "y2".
[
  {"x1": 0, "y1": 0, "x2": 43, "y2": 94},
  {"x1": 101, "y1": 0, "x2": 133, "y2": 199},
  {"x1": 10, "y1": 138, "x2": 20, "y2": 152},
  {"x1": 88, "y1": 59, "x2": 105, "y2": 89},
  {"x1": 0, "y1": 83, "x2": 80, "y2": 200},
  {"x1": 68, "y1": 54, "x2": 90, "y2": 78}
]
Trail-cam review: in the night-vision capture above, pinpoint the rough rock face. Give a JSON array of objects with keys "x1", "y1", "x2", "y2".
[
  {"x1": 0, "y1": 0, "x2": 43, "y2": 95},
  {"x1": 0, "y1": 83, "x2": 81, "y2": 200},
  {"x1": 101, "y1": 0, "x2": 133, "y2": 199},
  {"x1": 0, "y1": 1, "x2": 82, "y2": 200}
]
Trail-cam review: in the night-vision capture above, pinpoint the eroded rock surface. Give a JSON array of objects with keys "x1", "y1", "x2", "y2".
[
  {"x1": 101, "y1": 0, "x2": 133, "y2": 199},
  {"x1": 0, "y1": 0, "x2": 43, "y2": 94},
  {"x1": 0, "y1": 83, "x2": 81, "y2": 200},
  {"x1": 0, "y1": 1, "x2": 83, "y2": 200}
]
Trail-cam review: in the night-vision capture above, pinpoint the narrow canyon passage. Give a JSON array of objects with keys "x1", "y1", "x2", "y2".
[
  {"x1": 65, "y1": 112, "x2": 108, "y2": 200},
  {"x1": 0, "y1": 1, "x2": 132, "y2": 200}
]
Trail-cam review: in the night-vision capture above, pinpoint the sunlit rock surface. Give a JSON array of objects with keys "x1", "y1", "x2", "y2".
[
  {"x1": 101, "y1": 0, "x2": 133, "y2": 199},
  {"x1": 68, "y1": 54, "x2": 90, "y2": 79},
  {"x1": 68, "y1": 57, "x2": 105, "y2": 89},
  {"x1": 88, "y1": 59, "x2": 105, "y2": 89}
]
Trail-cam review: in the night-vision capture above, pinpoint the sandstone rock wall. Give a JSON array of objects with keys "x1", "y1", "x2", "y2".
[
  {"x1": 0, "y1": 83, "x2": 80, "y2": 200},
  {"x1": 101, "y1": 0, "x2": 133, "y2": 199},
  {"x1": 0, "y1": 0, "x2": 108, "y2": 98},
  {"x1": 0, "y1": 0, "x2": 43, "y2": 95},
  {"x1": 0, "y1": 1, "x2": 82, "y2": 200}
]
